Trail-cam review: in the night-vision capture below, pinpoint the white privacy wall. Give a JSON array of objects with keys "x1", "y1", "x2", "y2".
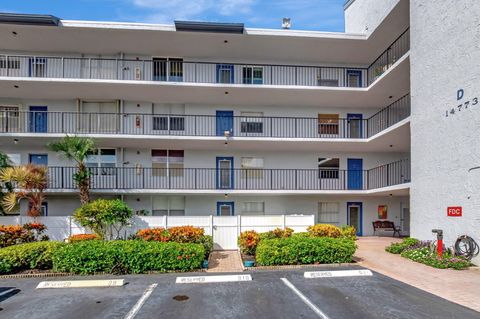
[
  {"x1": 11, "y1": 194, "x2": 409, "y2": 237},
  {"x1": 344, "y1": 0, "x2": 401, "y2": 35},
  {"x1": 410, "y1": 0, "x2": 480, "y2": 263}
]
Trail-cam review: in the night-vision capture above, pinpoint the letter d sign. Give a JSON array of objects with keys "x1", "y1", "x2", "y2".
[{"x1": 457, "y1": 89, "x2": 464, "y2": 101}]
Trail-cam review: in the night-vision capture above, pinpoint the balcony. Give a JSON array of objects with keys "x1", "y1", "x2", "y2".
[
  {"x1": 0, "y1": 95, "x2": 410, "y2": 140},
  {"x1": 0, "y1": 29, "x2": 409, "y2": 89},
  {"x1": 44, "y1": 159, "x2": 410, "y2": 192}
]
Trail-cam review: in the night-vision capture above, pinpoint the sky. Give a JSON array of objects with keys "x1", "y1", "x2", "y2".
[{"x1": 0, "y1": 0, "x2": 346, "y2": 32}]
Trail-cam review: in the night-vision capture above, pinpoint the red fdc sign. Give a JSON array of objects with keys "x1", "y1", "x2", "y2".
[{"x1": 447, "y1": 206, "x2": 462, "y2": 217}]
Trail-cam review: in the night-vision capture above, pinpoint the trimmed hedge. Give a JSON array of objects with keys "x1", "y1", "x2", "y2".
[
  {"x1": 52, "y1": 240, "x2": 204, "y2": 274},
  {"x1": 0, "y1": 241, "x2": 65, "y2": 274},
  {"x1": 256, "y1": 236, "x2": 356, "y2": 266}
]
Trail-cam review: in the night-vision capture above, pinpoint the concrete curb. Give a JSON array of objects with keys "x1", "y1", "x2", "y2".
[
  {"x1": 244, "y1": 262, "x2": 358, "y2": 271},
  {"x1": 0, "y1": 269, "x2": 207, "y2": 280}
]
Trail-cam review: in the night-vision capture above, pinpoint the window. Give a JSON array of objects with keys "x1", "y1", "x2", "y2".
[
  {"x1": 318, "y1": 79, "x2": 339, "y2": 87},
  {"x1": 153, "y1": 116, "x2": 185, "y2": 131},
  {"x1": 318, "y1": 202, "x2": 339, "y2": 225},
  {"x1": 152, "y1": 196, "x2": 185, "y2": 216},
  {"x1": 318, "y1": 114, "x2": 339, "y2": 135},
  {"x1": 318, "y1": 158, "x2": 339, "y2": 179},
  {"x1": 6, "y1": 153, "x2": 21, "y2": 166},
  {"x1": 152, "y1": 104, "x2": 185, "y2": 131},
  {"x1": 86, "y1": 149, "x2": 116, "y2": 175},
  {"x1": 29, "y1": 57, "x2": 47, "y2": 77},
  {"x1": 152, "y1": 58, "x2": 183, "y2": 81},
  {"x1": 216, "y1": 64, "x2": 234, "y2": 83},
  {"x1": 152, "y1": 150, "x2": 184, "y2": 177},
  {"x1": 240, "y1": 112, "x2": 263, "y2": 134},
  {"x1": 242, "y1": 66, "x2": 263, "y2": 84},
  {"x1": 80, "y1": 101, "x2": 119, "y2": 132},
  {"x1": 241, "y1": 157, "x2": 264, "y2": 179},
  {"x1": 0, "y1": 57, "x2": 20, "y2": 69},
  {"x1": 346, "y1": 70, "x2": 362, "y2": 87},
  {"x1": 241, "y1": 202, "x2": 265, "y2": 215},
  {"x1": 0, "y1": 106, "x2": 20, "y2": 132}
]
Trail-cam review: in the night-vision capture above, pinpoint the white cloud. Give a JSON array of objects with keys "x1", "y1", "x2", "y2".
[{"x1": 130, "y1": 0, "x2": 255, "y2": 23}]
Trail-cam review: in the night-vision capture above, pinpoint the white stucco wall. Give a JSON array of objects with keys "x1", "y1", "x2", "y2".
[
  {"x1": 345, "y1": 0, "x2": 401, "y2": 35},
  {"x1": 410, "y1": 0, "x2": 480, "y2": 263}
]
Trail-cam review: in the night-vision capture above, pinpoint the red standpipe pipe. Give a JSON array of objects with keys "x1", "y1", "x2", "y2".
[{"x1": 437, "y1": 239, "x2": 443, "y2": 257}]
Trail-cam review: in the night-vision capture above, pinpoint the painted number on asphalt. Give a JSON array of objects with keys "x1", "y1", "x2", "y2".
[
  {"x1": 176, "y1": 274, "x2": 252, "y2": 284},
  {"x1": 304, "y1": 270, "x2": 373, "y2": 278}
]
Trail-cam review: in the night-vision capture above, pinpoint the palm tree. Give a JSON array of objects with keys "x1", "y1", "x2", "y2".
[
  {"x1": 0, "y1": 152, "x2": 12, "y2": 215},
  {"x1": 48, "y1": 135, "x2": 95, "y2": 204},
  {"x1": 0, "y1": 164, "x2": 48, "y2": 217}
]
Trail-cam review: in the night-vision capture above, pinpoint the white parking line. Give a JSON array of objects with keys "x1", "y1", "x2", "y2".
[
  {"x1": 123, "y1": 283, "x2": 158, "y2": 319},
  {"x1": 280, "y1": 278, "x2": 330, "y2": 319}
]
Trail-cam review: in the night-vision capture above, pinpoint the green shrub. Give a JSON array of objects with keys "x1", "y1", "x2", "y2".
[
  {"x1": 74, "y1": 199, "x2": 133, "y2": 240},
  {"x1": 307, "y1": 224, "x2": 341, "y2": 238},
  {"x1": 0, "y1": 241, "x2": 64, "y2": 274},
  {"x1": 340, "y1": 226, "x2": 357, "y2": 240},
  {"x1": 401, "y1": 247, "x2": 471, "y2": 270},
  {"x1": 52, "y1": 240, "x2": 204, "y2": 274},
  {"x1": 385, "y1": 238, "x2": 419, "y2": 254},
  {"x1": 199, "y1": 235, "x2": 213, "y2": 259},
  {"x1": 259, "y1": 227, "x2": 294, "y2": 240},
  {"x1": 256, "y1": 236, "x2": 356, "y2": 266}
]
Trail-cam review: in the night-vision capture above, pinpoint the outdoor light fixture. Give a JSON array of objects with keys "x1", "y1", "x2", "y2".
[
  {"x1": 14, "y1": 85, "x2": 19, "y2": 88},
  {"x1": 225, "y1": 91, "x2": 229, "y2": 95},
  {"x1": 13, "y1": 139, "x2": 18, "y2": 144},
  {"x1": 224, "y1": 193, "x2": 229, "y2": 199},
  {"x1": 12, "y1": 31, "x2": 17, "y2": 36}
]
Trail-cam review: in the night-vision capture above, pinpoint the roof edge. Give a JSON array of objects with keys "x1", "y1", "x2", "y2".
[{"x1": 0, "y1": 12, "x2": 60, "y2": 26}]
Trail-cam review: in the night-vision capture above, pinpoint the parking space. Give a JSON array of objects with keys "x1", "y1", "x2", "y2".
[{"x1": 0, "y1": 267, "x2": 479, "y2": 319}]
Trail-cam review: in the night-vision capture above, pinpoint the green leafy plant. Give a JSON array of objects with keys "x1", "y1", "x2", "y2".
[
  {"x1": 385, "y1": 238, "x2": 419, "y2": 254},
  {"x1": 260, "y1": 227, "x2": 294, "y2": 240},
  {"x1": 307, "y1": 224, "x2": 342, "y2": 238},
  {"x1": 340, "y1": 226, "x2": 357, "y2": 240},
  {"x1": 256, "y1": 236, "x2": 356, "y2": 266},
  {"x1": 52, "y1": 240, "x2": 204, "y2": 274},
  {"x1": 401, "y1": 247, "x2": 471, "y2": 270},
  {"x1": 0, "y1": 241, "x2": 64, "y2": 274},
  {"x1": 73, "y1": 199, "x2": 133, "y2": 240},
  {"x1": 48, "y1": 135, "x2": 95, "y2": 204}
]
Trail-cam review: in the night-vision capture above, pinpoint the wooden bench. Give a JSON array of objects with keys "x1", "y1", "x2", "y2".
[{"x1": 372, "y1": 221, "x2": 401, "y2": 237}]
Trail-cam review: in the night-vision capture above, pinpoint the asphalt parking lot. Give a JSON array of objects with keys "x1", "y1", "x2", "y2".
[{"x1": 0, "y1": 266, "x2": 478, "y2": 319}]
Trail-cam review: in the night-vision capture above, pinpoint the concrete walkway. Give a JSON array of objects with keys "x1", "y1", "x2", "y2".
[
  {"x1": 355, "y1": 237, "x2": 480, "y2": 312},
  {"x1": 207, "y1": 250, "x2": 244, "y2": 273}
]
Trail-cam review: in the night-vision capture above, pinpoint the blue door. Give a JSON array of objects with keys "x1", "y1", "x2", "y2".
[
  {"x1": 346, "y1": 70, "x2": 362, "y2": 87},
  {"x1": 347, "y1": 202, "x2": 363, "y2": 236},
  {"x1": 29, "y1": 154, "x2": 48, "y2": 166},
  {"x1": 216, "y1": 157, "x2": 234, "y2": 189},
  {"x1": 216, "y1": 64, "x2": 234, "y2": 83},
  {"x1": 29, "y1": 106, "x2": 48, "y2": 133},
  {"x1": 347, "y1": 113, "x2": 363, "y2": 138},
  {"x1": 216, "y1": 111, "x2": 234, "y2": 136},
  {"x1": 217, "y1": 201, "x2": 234, "y2": 216},
  {"x1": 347, "y1": 158, "x2": 363, "y2": 190}
]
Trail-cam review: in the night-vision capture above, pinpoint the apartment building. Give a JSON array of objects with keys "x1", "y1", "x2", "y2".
[{"x1": 0, "y1": 0, "x2": 412, "y2": 238}]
